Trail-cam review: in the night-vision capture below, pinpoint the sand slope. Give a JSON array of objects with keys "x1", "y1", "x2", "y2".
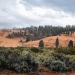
[
  {"x1": 0, "y1": 30, "x2": 75, "y2": 48},
  {"x1": 24, "y1": 35, "x2": 75, "y2": 48}
]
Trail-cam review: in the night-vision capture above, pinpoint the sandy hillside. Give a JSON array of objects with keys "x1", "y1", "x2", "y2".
[
  {"x1": 0, "y1": 37, "x2": 20, "y2": 47},
  {"x1": 0, "y1": 30, "x2": 20, "y2": 47},
  {"x1": 0, "y1": 30, "x2": 75, "y2": 48},
  {"x1": 24, "y1": 34, "x2": 75, "y2": 48}
]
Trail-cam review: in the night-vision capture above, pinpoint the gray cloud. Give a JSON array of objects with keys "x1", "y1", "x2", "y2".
[
  {"x1": 21, "y1": 0, "x2": 75, "y2": 15},
  {"x1": 0, "y1": 0, "x2": 75, "y2": 28}
]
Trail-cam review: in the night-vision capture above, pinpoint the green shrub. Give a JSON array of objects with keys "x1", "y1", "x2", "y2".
[
  {"x1": 8, "y1": 53, "x2": 38, "y2": 72},
  {"x1": 55, "y1": 47, "x2": 75, "y2": 55},
  {"x1": 0, "y1": 47, "x2": 38, "y2": 73},
  {"x1": 44, "y1": 53, "x2": 75, "y2": 72},
  {"x1": 49, "y1": 60, "x2": 66, "y2": 72},
  {"x1": 31, "y1": 47, "x2": 40, "y2": 53},
  {"x1": 0, "y1": 47, "x2": 75, "y2": 72},
  {"x1": 13, "y1": 62, "x2": 31, "y2": 72}
]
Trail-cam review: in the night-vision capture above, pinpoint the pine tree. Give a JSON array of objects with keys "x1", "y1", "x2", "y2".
[
  {"x1": 68, "y1": 40, "x2": 73, "y2": 47},
  {"x1": 55, "y1": 37, "x2": 59, "y2": 48},
  {"x1": 39, "y1": 40, "x2": 44, "y2": 49}
]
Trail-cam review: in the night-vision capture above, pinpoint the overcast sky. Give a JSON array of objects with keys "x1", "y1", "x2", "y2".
[{"x1": 0, "y1": 0, "x2": 75, "y2": 28}]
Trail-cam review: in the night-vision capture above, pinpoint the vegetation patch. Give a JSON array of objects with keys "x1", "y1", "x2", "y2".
[{"x1": 0, "y1": 47, "x2": 75, "y2": 72}]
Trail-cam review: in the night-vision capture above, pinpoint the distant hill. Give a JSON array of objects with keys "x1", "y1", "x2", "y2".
[
  {"x1": 0, "y1": 29, "x2": 75, "y2": 48},
  {"x1": 0, "y1": 26, "x2": 75, "y2": 48},
  {"x1": 5, "y1": 26, "x2": 75, "y2": 40}
]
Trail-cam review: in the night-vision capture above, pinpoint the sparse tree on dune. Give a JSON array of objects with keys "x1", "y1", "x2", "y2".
[
  {"x1": 68, "y1": 40, "x2": 73, "y2": 48},
  {"x1": 55, "y1": 37, "x2": 59, "y2": 48},
  {"x1": 39, "y1": 40, "x2": 44, "y2": 49}
]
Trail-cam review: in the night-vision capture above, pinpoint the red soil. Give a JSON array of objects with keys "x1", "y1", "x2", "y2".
[
  {"x1": 0, "y1": 68, "x2": 75, "y2": 75},
  {"x1": 24, "y1": 34, "x2": 75, "y2": 48},
  {"x1": 0, "y1": 30, "x2": 75, "y2": 48}
]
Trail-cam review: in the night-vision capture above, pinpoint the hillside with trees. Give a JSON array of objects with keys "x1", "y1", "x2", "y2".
[
  {"x1": 6, "y1": 25, "x2": 75, "y2": 41},
  {"x1": 0, "y1": 25, "x2": 75, "y2": 48}
]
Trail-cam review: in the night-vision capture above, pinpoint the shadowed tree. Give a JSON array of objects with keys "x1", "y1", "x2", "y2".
[
  {"x1": 39, "y1": 40, "x2": 44, "y2": 49},
  {"x1": 26, "y1": 36, "x2": 30, "y2": 42},
  {"x1": 68, "y1": 40, "x2": 73, "y2": 48},
  {"x1": 55, "y1": 37, "x2": 59, "y2": 48}
]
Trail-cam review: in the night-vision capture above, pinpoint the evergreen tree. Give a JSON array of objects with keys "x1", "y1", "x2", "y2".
[
  {"x1": 55, "y1": 37, "x2": 59, "y2": 48},
  {"x1": 39, "y1": 40, "x2": 44, "y2": 48},
  {"x1": 26, "y1": 36, "x2": 30, "y2": 42},
  {"x1": 68, "y1": 40, "x2": 73, "y2": 47}
]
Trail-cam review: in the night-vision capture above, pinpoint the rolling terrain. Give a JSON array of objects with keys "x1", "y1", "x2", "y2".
[
  {"x1": 0, "y1": 29, "x2": 75, "y2": 48},
  {"x1": 24, "y1": 34, "x2": 75, "y2": 48}
]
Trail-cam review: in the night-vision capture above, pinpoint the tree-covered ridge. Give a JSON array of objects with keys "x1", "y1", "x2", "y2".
[{"x1": 7, "y1": 25, "x2": 75, "y2": 40}]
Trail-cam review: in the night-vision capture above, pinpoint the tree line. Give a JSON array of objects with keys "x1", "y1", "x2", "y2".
[{"x1": 7, "y1": 25, "x2": 75, "y2": 41}]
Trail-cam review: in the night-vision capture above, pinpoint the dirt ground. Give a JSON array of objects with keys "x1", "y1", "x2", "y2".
[{"x1": 0, "y1": 68, "x2": 75, "y2": 75}]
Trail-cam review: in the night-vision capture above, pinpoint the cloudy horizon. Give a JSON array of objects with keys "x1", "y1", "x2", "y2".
[{"x1": 0, "y1": 0, "x2": 75, "y2": 28}]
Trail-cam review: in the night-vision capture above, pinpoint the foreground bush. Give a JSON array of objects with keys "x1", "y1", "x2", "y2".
[
  {"x1": 0, "y1": 47, "x2": 38, "y2": 73},
  {"x1": 0, "y1": 47, "x2": 75, "y2": 72},
  {"x1": 31, "y1": 47, "x2": 40, "y2": 53},
  {"x1": 55, "y1": 47, "x2": 75, "y2": 55},
  {"x1": 44, "y1": 53, "x2": 75, "y2": 72},
  {"x1": 49, "y1": 60, "x2": 66, "y2": 72}
]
